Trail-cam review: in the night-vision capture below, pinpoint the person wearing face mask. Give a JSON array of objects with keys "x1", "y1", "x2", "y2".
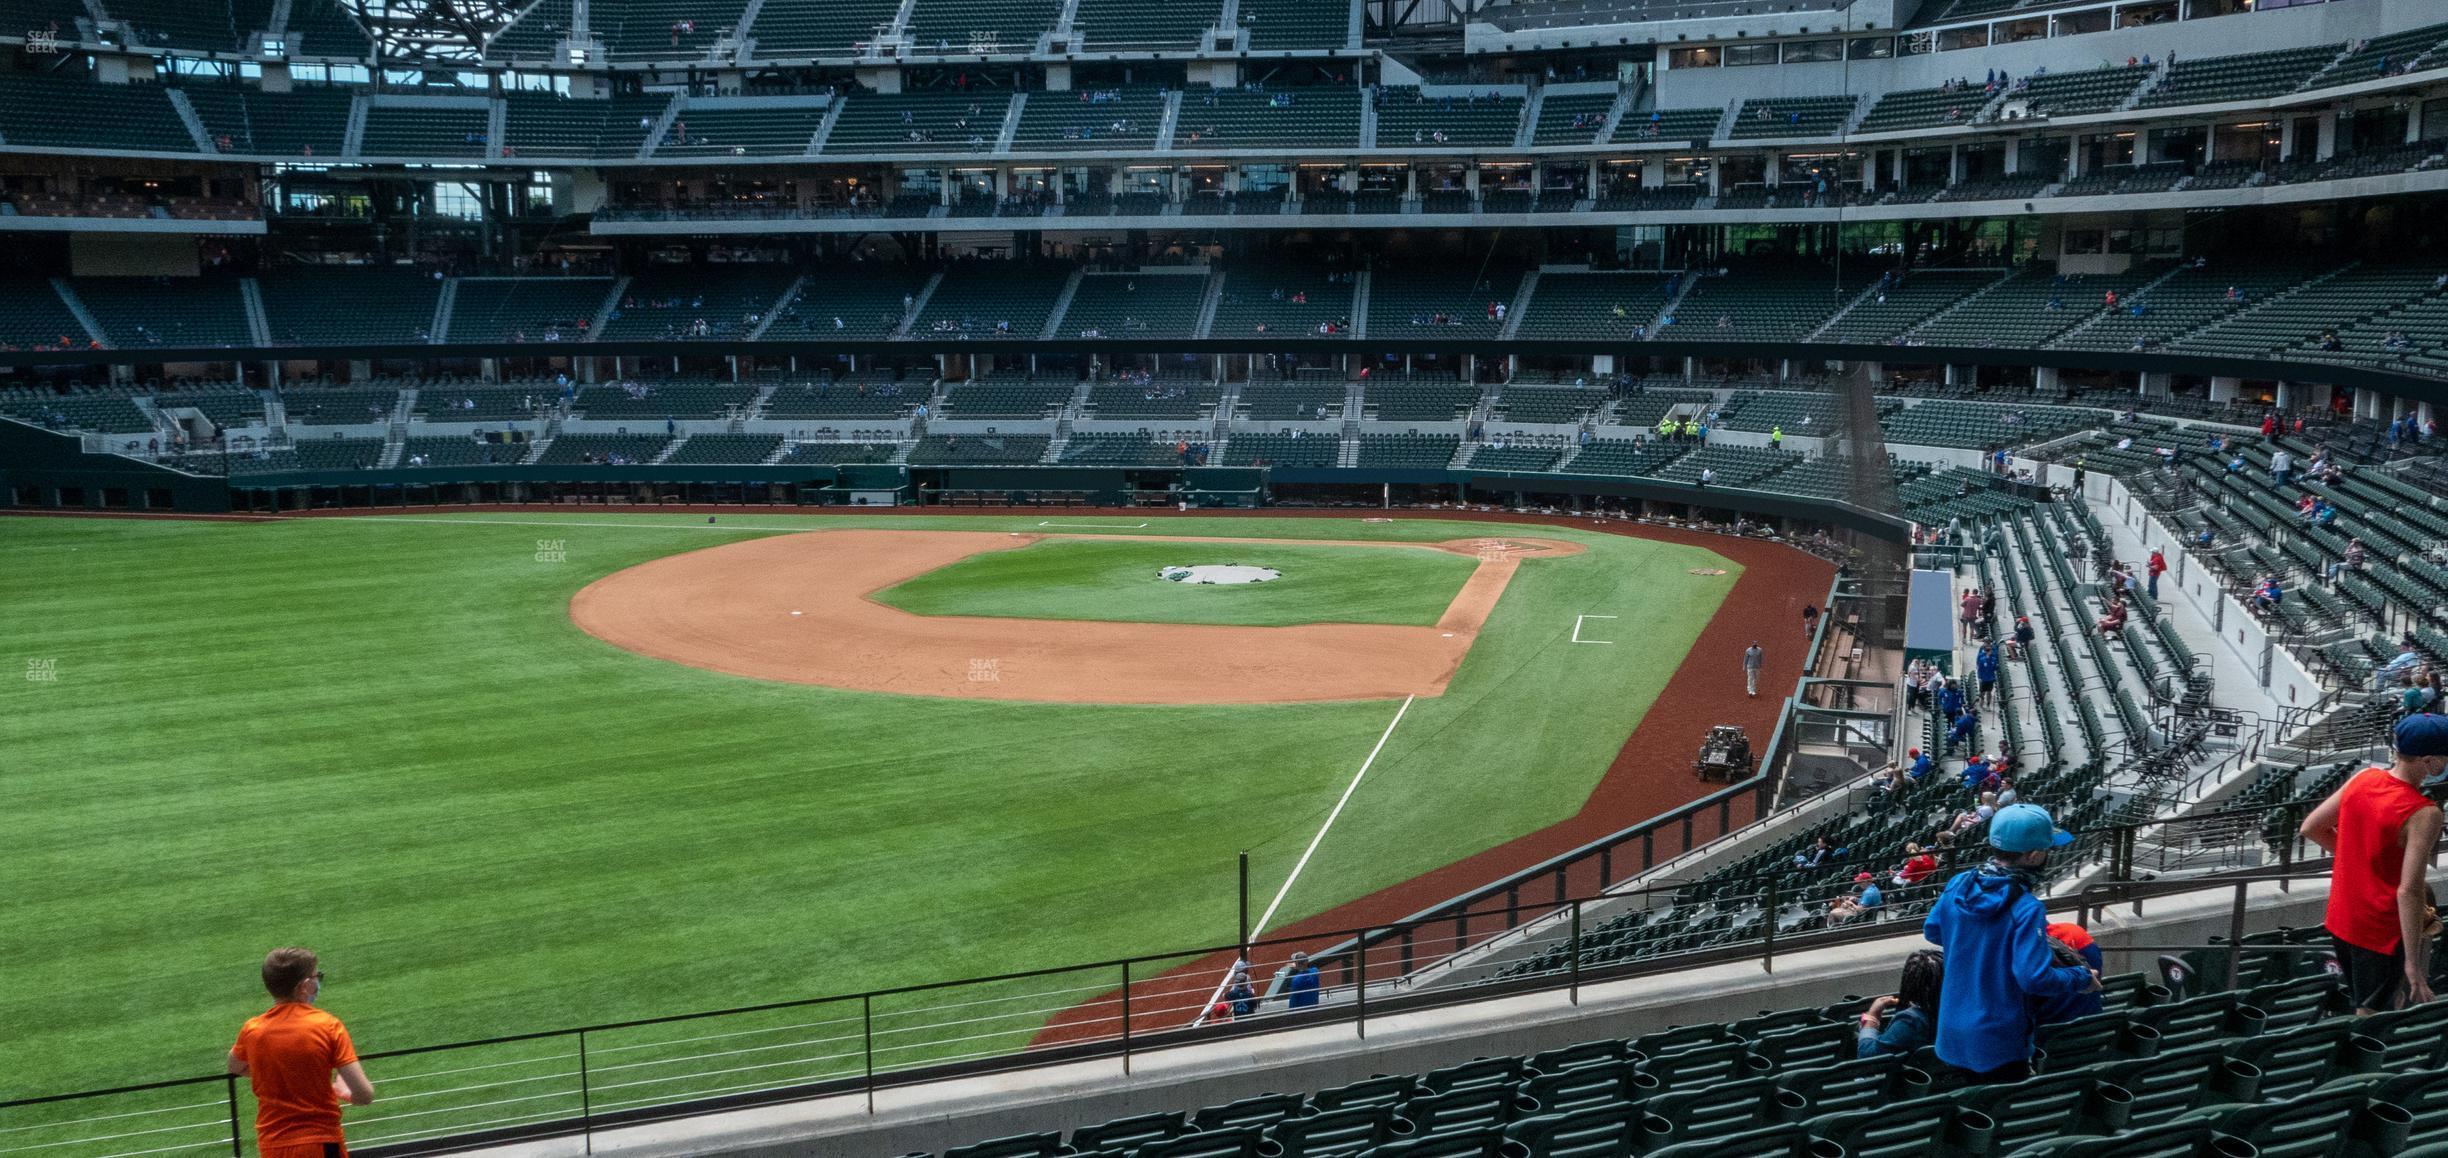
[
  {"x1": 2301, "y1": 715, "x2": 2448, "y2": 1015},
  {"x1": 228, "y1": 948, "x2": 376, "y2": 1158},
  {"x1": 1921, "y1": 803, "x2": 2099, "y2": 1083}
]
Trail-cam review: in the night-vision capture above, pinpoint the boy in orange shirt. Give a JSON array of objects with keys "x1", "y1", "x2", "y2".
[{"x1": 228, "y1": 948, "x2": 376, "y2": 1158}]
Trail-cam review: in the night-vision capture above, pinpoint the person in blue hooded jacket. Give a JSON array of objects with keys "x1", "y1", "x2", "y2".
[{"x1": 1922, "y1": 803, "x2": 2100, "y2": 1082}]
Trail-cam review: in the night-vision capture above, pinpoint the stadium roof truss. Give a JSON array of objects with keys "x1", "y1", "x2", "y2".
[{"x1": 349, "y1": 0, "x2": 526, "y2": 61}]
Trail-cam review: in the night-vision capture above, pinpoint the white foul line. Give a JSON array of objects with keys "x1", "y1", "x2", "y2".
[
  {"x1": 1249, "y1": 694, "x2": 1416, "y2": 940},
  {"x1": 1570, "y1": 614, "x2": 1618, "y2": 645},
  {"x1": 1190, "y1": 692, "x2": 1418, "y2": 1027},
  {"x1": 1036, "y1": 521, "x2": 1150, "y2": 529}
]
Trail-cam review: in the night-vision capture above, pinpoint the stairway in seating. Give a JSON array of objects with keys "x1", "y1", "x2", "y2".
[
  {"x1": 1502, "y1": 271, "x2": 1540, "y2": 338},
  {"x1": 896, "y1": 271, "x2": 946, "y2": 337}
]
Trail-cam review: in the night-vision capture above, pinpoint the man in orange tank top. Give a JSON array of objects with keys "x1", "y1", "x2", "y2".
[
  {"x1": 227, "y1": 949, "x2": 377, "y2": 1158},
  {"x1": 2301, "y1": 716, "x2": 2448, "y2": 1014}
]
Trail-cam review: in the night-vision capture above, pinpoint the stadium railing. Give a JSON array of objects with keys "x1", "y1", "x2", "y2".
[{"x1": 0, "y1": 802, "x2": 2400, "y2": 1158}]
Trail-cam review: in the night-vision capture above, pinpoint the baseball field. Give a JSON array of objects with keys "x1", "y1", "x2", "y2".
[{"x1": 2, "y1": 509, "x2": 1804, "y2": 1107}]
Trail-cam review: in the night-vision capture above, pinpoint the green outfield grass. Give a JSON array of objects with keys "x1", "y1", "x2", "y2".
[
  {"x1": 0, "y1": 512, "x2": 1737, "y2": 1120},
  {"x1": 873, "y1": 537, "x2": 1479, "y2": 626}
]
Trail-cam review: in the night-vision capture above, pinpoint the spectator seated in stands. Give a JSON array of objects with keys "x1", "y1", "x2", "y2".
[
  {"x1": 1792, "y1": 835, "x2": 1836, "y2": 869},
  {"x1": 1894, "y1": 842, "x2": 1939, "y2": 886},
  {"x1": 2253, "y1": 574, "x2": 2285, "y2": 615},
  {"x1": 1829, "y1": 871, "x2": 1885, "y2": 922},
  {"x1": 2096, "y1": 597, "x2": 2129, "y2": 636},
  {"x1": 1923, "y1": 803, "x2": 2101, "y2": 1083},
  {"x1": 1856, "y1": 948, "x2": 1942, "y2": 1058}
]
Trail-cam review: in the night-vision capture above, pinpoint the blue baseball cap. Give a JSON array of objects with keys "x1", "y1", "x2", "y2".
[
  {"x1": 2399, "y1": 714, "x2": 2448, "y2": 760},
  {"x1": 1989, "y1": 803, "x2": 2074, "y2": 854}
]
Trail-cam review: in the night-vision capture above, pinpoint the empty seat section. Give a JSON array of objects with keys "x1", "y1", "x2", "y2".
[
  {"x1": 1465, "y1": 443, "x2": 1564, "y2": 471},
  {"x1": 0, "y1": 388, "x2": 149, "y2": 431},
  {"x1": 2312, "y1": 22, "x2": 2448, "y2": 87},
  {"x1": 762, "y1": 377, "x2": 921, "y2": 418},
  {"x1": 283, "y1": 0, "x2": 371, "y2": 54},
  {"x1": 781, "y1": 441, "x2": 901, "y2": 464},
  {"x1": 1356, "y1": 433, "x2": 1458, "y2": 468},
  {"x1": 902, "y1": 0, "x2": 1061, "y2": 51},
  {"x1": 1060, "y1": 274, "x2": 1207, "y2": 339},
  {"x1": 1533, "y1": 90, "x2": 1617, "y2": 145},
  {"x1": 1176, "y1": 86, "x2": 1361, "y2": 148},
  {"x1": 1238, "y1": 381, "x2": 1344, "y2": 420},
  {"x1": 260, "y1": 268, "x2": 443, "y2": 345},
  {"x1": 823, "y1": 90, "x2": 1004, "y2": 153},
  {"x1": 915, "y1": 265, "x2": 1077, "y2": 338},
  {"x1": 1726, "y1": 95, "x2": 1857, "y2": 138},
  {"x1": 398, "y1": 436, "x2": 525, "y2": 467},
  {"x1": 906, "y1": 433, "x2": 1050, "y2": 464},
  {"x1": 536, "y1": 433, "x2": 667, "y2": 464},
  {"x1": 940, "y1": 375, "x2": 1072, "y2": 419},
  {"x1": 1559, "y1": 439, "x2": 1687, "y2": 476},
  {"x1": 1912, "y1": 264, "x2": 2163, "y2": 348},
  {"x1": 360, "y1": 102, "x2": 490, "y2": 158},
  {"x1": 1367, "y1": 269, "x2": 1524, "y2": 339},
  {"x1": 0, "y1": 73, "x2": 194, "y2": 152},
  {"x1": 2137, "y1": 44, "x2": 2343, "y2": 108},
  {"x1": 1071, "y1": 0, "x2": 1219, "y2": 50},
  {"x1": 573, "y1": 382, "x2": 758, "y2": 420},
  {"x1": 1612, "y1": 105, "x2": 1723, "y2": 143},
  {"x1": 766, "y1": 270, "x2": 929, "y2": 339},
  {"x1": 503, "y1": 93, "x2": 667, "y2": 158},
  {"x1": 1060, "y1": 433, "x2": 1191, "y2": 465},
  {"x1": 411, "y1": 386, "x2": 543, "y2": 421},
  {"x1": 483, "y1": 0, "x2": 571, "y2": 59},
  {"x1": 588, "y1": 0, "x2": 752, "y2": 58},
  {"x1": 1671, "y1": 265, "x2": 1855, "y2": 341},
  {"x1": 1367, "y1": 381, "x2": 1480, "y2": 422},
  {"x1": 1818, "y1": 271, "x2": 2003, "y2": 344},
  {"x1": 1212, "y1": 263, "x2": 1353, "y2": 337},
  {"x1": 1011, "y1": 88, "x2": 1164, "y2": 151},
  {"x1": 285, "y1": 436, "x2": 386, "y2": 471},
  {"x1": 1375, "y1": 87, "x2": 1526, "y2": 147},
  {"x1": 659, "y1": 103, "x2": 829, "y2": 155},
  {"x1": 1514, "y1": 272, "x2": 1671, "y2": 339},
  {"x1": 2004, "y1": 65, "x2": 2150, "y2": 118},
  {"x1": 282, "y1": 389, "x2": 398, "y2": 425},
  {"x1": 104, "y1": 0, "x2": 270, "y2": 51},
  {"x1": 1232, "y1": 0, "x2": 1347, "y2": 49},
  {"x1": 663, "y1": 433, "x2": 783, "y2": 464},
  {"x1": 1856, "y1": 85, "x2": 1989, "y2": 133},
  {"x1": 183, "y1": 84, "x2": 354, "y2": 156},
  {"x1": 599, "y1": 266, "x2": 798, "y2": 341},
  {"x1": 743, "y1": 0, "x2": 901, "y2": 55},
  {"x1": 0, "y1": 280, "x2": 97, "y2": 349},
  {"x1": 445, "y1": 279, "x2": 615, "y2": 342},
  {"x1": 1222, "y1": 431, "x2": 1337, "y2": 466},
  {"x1": 2058, "y1": 262, "x2": 2322, "y2": 352},
  {"x1": 1496, "y1": 386, "x2": 1605, "y2": 424},
  {"x1": 72, "y1": 277, "x2": 253, "y2": 347}
]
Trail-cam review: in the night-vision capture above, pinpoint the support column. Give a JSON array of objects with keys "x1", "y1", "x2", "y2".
[
  {"x1": 2316, "y1": 112, "x2": 2338, "y2": 161},
  {"x1": 2139, "y1": 371, "x2": 2172, "y2": 396},
  {"x1": 2034, "y1": 365, "x2": 2061, "y2": 392},
  {"x1": 2279, "y1": 118, "x2": 2297, "y2": 160},
  {"x1": 2274, "y1": 381, "x2": 2292, "y2": 410},
  {"x1": 1867, "y1": 362, "x2": 1889, "y2": 385},
  {"x1": 2208, "y1": 375, "x2": 2240, "y2": 403},
  {"x1": 1683, "y1": 356, "x2": 1698, "y2": 381}
]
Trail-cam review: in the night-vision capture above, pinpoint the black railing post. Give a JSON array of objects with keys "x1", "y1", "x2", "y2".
[
  {"x1": 1599, "y1": 844, "x2": 1613, "y2": 888},
  {"x1": 1761, "y1": 878, "x2": 1777, "y2": 974},
  {"x1": 577, "y1": 1029, "x2": 593, "y2": 1155},
  {"x1": 1120, "y1": 963, "x2": 1132, "y2": 1075},
  {"x1": 1355, "y1": 933, "x2": 1369, "y2": 1040},
  {"x1": 2225, "y1": 883, "x2": 2247, "y2": 992},
  {"x1": 862, "y1": 994, "x2": 876, "y2": 1114},
  {"x1": 226, "y1": 1074, "x2": 243, "y2": 1158},
  {"x1": 1568, "y1": 901, "x2": 1582, "y2": 1006}
]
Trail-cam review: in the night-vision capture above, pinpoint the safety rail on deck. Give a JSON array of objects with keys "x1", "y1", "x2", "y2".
[{"x1": 0, "y1": 789, "x2": 2374, "y2": 1158}]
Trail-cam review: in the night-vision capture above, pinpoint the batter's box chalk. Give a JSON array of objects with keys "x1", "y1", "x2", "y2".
[{"x1": 1689, "y1": 568, "x2": 1729, "y2": 576}]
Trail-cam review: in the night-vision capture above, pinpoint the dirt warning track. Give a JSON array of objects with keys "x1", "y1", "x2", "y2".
[{"x1": 568, "y1": 529, "x2": 1580, "y2": 705}]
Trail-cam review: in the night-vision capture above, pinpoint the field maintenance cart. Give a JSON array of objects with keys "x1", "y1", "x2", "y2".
[{"x1": 1694, "y1": 724, "x2": 1754, "y2": 782}]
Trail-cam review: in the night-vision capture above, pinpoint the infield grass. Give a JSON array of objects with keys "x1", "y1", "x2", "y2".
[
  {"x1": 873, "y1": 537, "x2": 1479, "y2": 626},
  {"x1": 0, "y1": 512, "x2": 1737, "y2": 1121}
]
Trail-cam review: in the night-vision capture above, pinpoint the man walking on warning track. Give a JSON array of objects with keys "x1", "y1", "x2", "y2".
[{"x1": 1744, "y1": 641, "x2": 1764, "y2": 697}]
